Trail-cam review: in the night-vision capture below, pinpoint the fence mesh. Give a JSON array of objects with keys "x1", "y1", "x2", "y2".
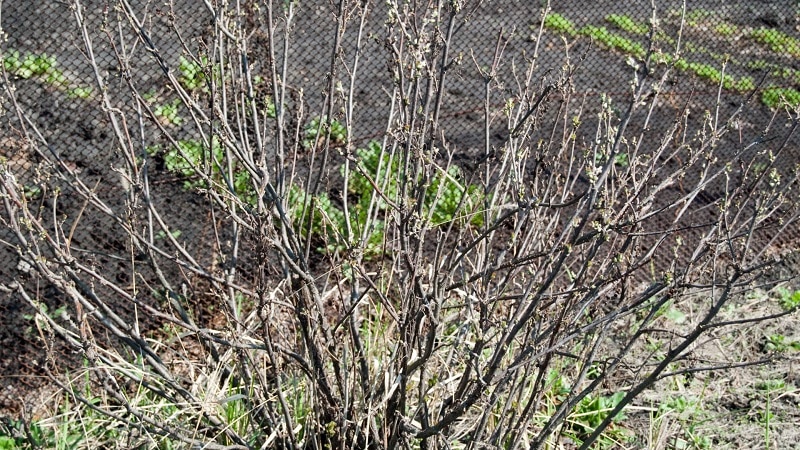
[{"x1": 1, "y1": 0, "x2": 798, "y2": 414}]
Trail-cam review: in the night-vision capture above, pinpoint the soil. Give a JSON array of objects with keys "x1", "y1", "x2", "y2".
[{"x1": 1, "y1": 0, "x2": 798, "y2": 447}]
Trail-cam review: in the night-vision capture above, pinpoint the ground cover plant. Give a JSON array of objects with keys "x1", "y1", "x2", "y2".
[{"x1": 0, "y1": 1, "x2": 799, "y2": 449}]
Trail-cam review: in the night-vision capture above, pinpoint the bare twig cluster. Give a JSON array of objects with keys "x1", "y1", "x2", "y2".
[{"x1": 1, "y1": 0, "x2": 798, "y2": 449}]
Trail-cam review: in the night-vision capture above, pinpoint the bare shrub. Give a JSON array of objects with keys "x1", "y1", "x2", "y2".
[{"x1": 1, "y1": 1, "x2": 798, "y2": 449}]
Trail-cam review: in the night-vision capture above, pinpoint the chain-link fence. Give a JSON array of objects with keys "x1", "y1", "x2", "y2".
[{"x1": 1, "y1": 0, "x2": 798, "y2": 415}]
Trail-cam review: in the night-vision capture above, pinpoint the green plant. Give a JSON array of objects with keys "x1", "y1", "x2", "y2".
[
  {"x1": 0, "y1": 419, "x2": 50, "y2": 449},
  {"x1": 153, "y1": 98, "x2": 183, "y2": 125},
  {"x1": 776, "y1": 288, "x2": 800, "y2": 310},
  {"x1": 686, "y1": 62, "x2": 735, "y2": 89},
  {"x1": 685, "y1": 9, "x2": 714, "y2": 27},
  {"x1": 565, "y1": 392, "x2": 631, "y2": 448},
  {"x1": 751, "y1": 27, "x2": 800, "y2": 58},
  {"x1": 153, "y1": 138, "x2": 257, "y2": 204},
  {"x1": 543, "y1": 12, "x2": 577, "y2": 36},
  {"x1": 605, "y1": 14, "x2": 648, "y2": 35},
  {"x1": 735, "y1": 77, "x2": 755, "y2": 93},
  {"x1": 756, "y1": 379, "x2": 786, "y2": 450},
  {"x1": 3, "y1": 50, "x2": 67, "y2": 85},
  {"x1": 288, "y1": 140, "x2": 483, "y2": 256},
  {"x1": 303, "y1": 116, "x2": 348, "y2": 148},
  {"x1": 713, "y1": 22, "x2": 739, "y2": 37},
  {"x1": 178, "y1": 55, "x2": 208, "y2": 91},
  {"x1": 761, "y1": 86, "x2": 800, "y2": 109},
  {"x1": 67, "y1": 86, "x2": 92, "y2": 99},
  {"x1": 289, "y1": 184, "x2": 358, "y2": 254},
  {"x1": 579, "y1": 26, "x2": 646, "y2": 59},
  {"x1": 22, "y1": 302, "x2": 67, "y2": 323},
  {"x1": 264, "y1": 96, "x2": 277, "y2": 119},
  {"x1": 613, "y1": 152, "x2": 629, "y2": 168},
  {"x1": 763, "y1": 334, "x2": 800, "y2": 353}
]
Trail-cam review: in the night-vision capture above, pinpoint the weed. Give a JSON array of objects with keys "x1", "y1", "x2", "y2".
[
  {"x1": 22, "y1": 184, "x2": 43, "y2": 200},
  {"x1": 289, "y1": 184, "x2": 363, "y2": 255},
  {"x1": 288, "y1": 141, "x2": 483, "y2": 255},
  {"x1": 155, "y1": 229, "x2": 182, "y2": 240},
  {"x1": 613, "y1": 152, "x2": 629, "y2": 168},
  {"x1": 0, "y1": 419, "x2": 56, "y2": 449},
  {"x1": 22, "y1": 302, "x2": 67, "y2": 323},
  {"x1": 605, "y1": 14, "x2": 649, "y2": 35},
  {"x1": 264, "y1": 96, "x2": 277, "y2": 119},
  {"x1": 761, "y1": 86, "x2": 800, "y2": 109},
  {"x1": 543, "y1": 12, "x2": 577, "y2": 36}
]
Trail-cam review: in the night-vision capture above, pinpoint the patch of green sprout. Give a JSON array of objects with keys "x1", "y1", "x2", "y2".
[
  {"x1": 264, "y1": 96, "x2": 277, "y2": 119},
  {"x1": 23, "y1": 185, "x2": 43, "y2": 200},
  {"x1": 686, "y1": 62, "x2": 736, "y2": 89},
  {"x1": 761, "y1": 86, "x2": 800, "y2": 109},
  {"x1": 564, "y1": 392, "x2": 631, "y2": 449},
  {"x1": 68, "y1": 86, "x2": 92, "y2": 99},
  {"x1": 685, "y1": 9, "x2": 714, "y2": 27},
  {"x1": 289, "y1": 140, "x2": 483, "y2": 256},
  {"x1": 763, "y1": 334, "x2": 800, "y2": 353},
  {"x1": 771, "y1": 67, "x2": 800, "y2": 85},
  {"x1": 3, "y1": 50, "x2": 67, "y2": 86},
  {"x1": 747, "y1": 60, "x2": 767, "y2": 70},
  {"x1": 303, "y1": 116, "x2": 348, "y2": 148},
  {"x1": 153, "y1": 138, "x2": 257, "y2": 204},
  {"x1": 543, "y1": 12, "x2": 577, "y2": 36},
  {"x1": 750, "y1": 27, "x2": 800, "y2": 58},
  {"x1": 153, "y1": 98, "x2": 183, "y2": 126},
  {"x1": 179, "y1": 55, "x2": 208, "y2": 91},
  {"x1": 605, "y1": 14, "x2": 648, "y2": 35},
  {"x1": 288, "y1": 184, "x2": 355, "y2": 255},
  {"x1": 579, "y1": 26, "x2": 646, "y2": 59},
  {"x1": 155, "y1": 229, "x2": 182, "y2": 240},
  {"x1": 735, "y1": 77, "x2": 756, "y2": 93},
  {"x1": 426, "y1": 164, "x2": 483, "y2": 226},
  {"x1": 747, "y1": 60, "x2": 800, "y2": 84},
  {"x1": 777, "y1": 288, "x2": 800, "y2": 311},
  {"x1": 1, "y1": 418, "x2": 59, "y2": 449},
  {"x1": 756, "y1": 379, "x2": 786, "y2": 392},
  {"x1": 713, "y1": 22, "x2": 739, "y2": 37},
  {"x1": 654, "y1": 30, "x2": 676, "y2": 46},
  {"x1": 673, "y1": 58, "x2": 689, "y2": 71}
]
